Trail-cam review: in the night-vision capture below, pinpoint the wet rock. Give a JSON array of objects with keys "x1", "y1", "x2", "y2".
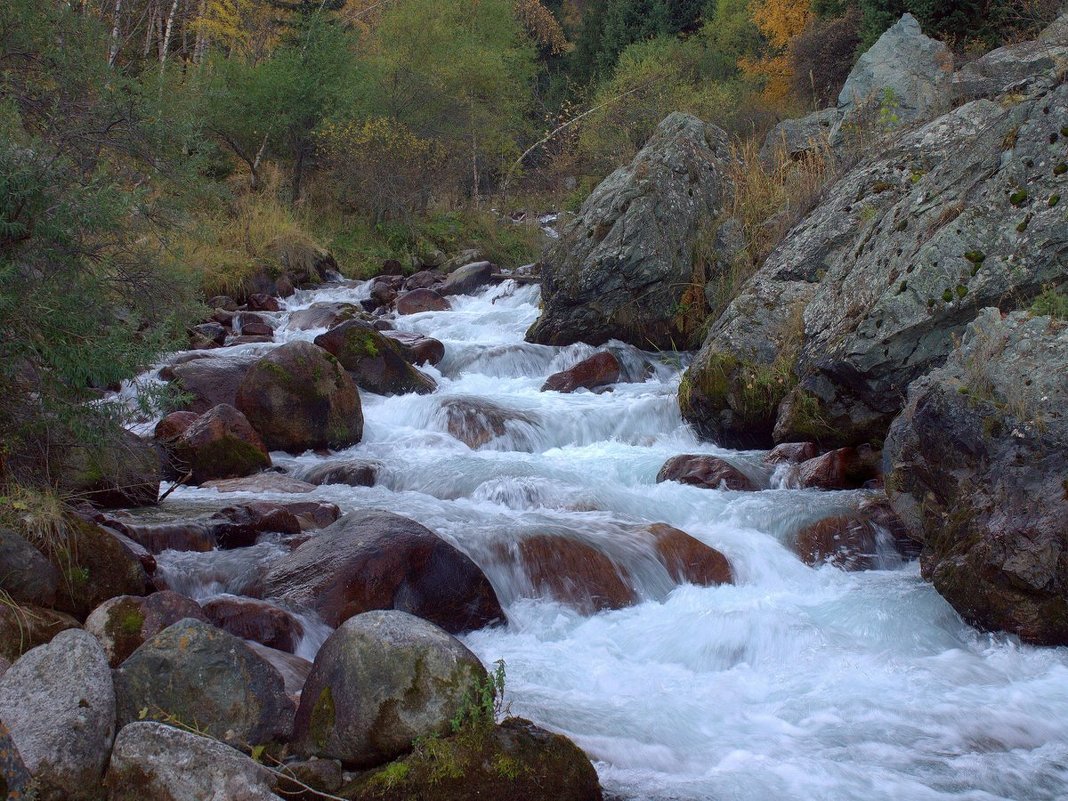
[
  {"x1": 396, "y1": 288, "x2": 451, "y2": 315},
  {"x1": 288, "y1": 302, "x2": 363, "y2": 331},
  {"x1": 235, "y1": 311, "x2": 275, "y2": 338},
  {"x1": 542, "y1": 351, "x2": 620, "y2": 393},
  {"x1": 404, "y1": 270, "x2": 443, "y2": 291},
  {"x1": 380, "y1": 330, "x2": 446, "y2": 366},
  {"x1": 57, "y1": 429, "x2": 160, "y2": 509},
  {"x1": 441, "y1": 396, "x2": 537, "y2": 449},
  {"x1": 764, "y1": 441, "x2": 819, "y2": 465},
  {"x1": 0, "y1": 630, "x2": 115, "y2": 801},
  {"x1": 190, "y1": 321, "x2": 226, "y2": 349},
  {"x1": 109, "y1": 520, "x2": 216, "y2": 553},
  {"x1": 885, "y1": 309, "x2": 1068, "y2": 644},
  {"x1": 294, "y1": 610, "x2": 488, "y2": 767},
  {"x1": 114, "y1": 618, "x2": 294, "y2": 745},
  {"x1": 105, "y1": 721, "x2": 283, "y2": 801},
  {"x1": 169, "y1": 403, "x2": 271, "y2": 485},
  {"x1": 0, "y1": 604, "x2": 80, "y2": 663},
  {"x1": 166, "y1": 355, "x2": 257, "y2": 414},
  {"x1": 84, "y1": 591, "x2": 209, "y2": 667},
  {"x1": 796, "y1": 446, "x2": 881, "y2": 490},
  {"x1": 264, "y1": 510, "x2": 504, "y2": 633},
  {"x1": 656, "y1": 455, "x2": 759, "y2": 491},
  {"x1": 645, "y1": 524, "x2": 733, "y2": 586},
  {"x1": 526, "y1": 112, "x2": 734, "y2": 350},
  {"x1": 248, "y1": 293, "x2": 282, "y2": 312},
  {"x1": 369, "y1": 278, "x2": 398, "y2": 309},
  {"x1": 834, "y1": 14, "x2": 954, "y2": 138},
  {"x1": 203, "y1": 595, "x2": 304, "y2": 653},
  {"x1": 280, "y1": 501, "x2": 342, "y2": 530},
  {"x1": 794, "y1": 498, "x2": 910, "y2": 571},
  {"x1": 0, "y1": 528, "x2": 59, "y2": 607},
  {"x1": 440, "y1": 260, "x2": 495, "y2": 296},
  {"x1": 500, "y1": 535, "x2": 636, "y2": 613},
  {"x1": 314, "y1": 320, "x2": 436, "y2": 396},
  {"x1": 227, "y1": 333, "x2": 275, "y2": 345},
  {"x1": 49, "y1": 516, "x2": 150, "y2": 619},
  {"x1": 153, "y1": 410, "x2": 198, "y2": 444},
  {"x1": 235, "y1": 341, "x2": 363, "y2": 453},
  {"x1": 203, "y1": 473, "x2": 317, "y2": 494},
  {"x1": 345, "y1": 717, "x2": 603, "y2": 801},
  {"x1": 208, "y1": 502, "x2": 302, "y2": 548},
  {"x1": 301, "y1": 460, "x2": 380, "y2": 488}
]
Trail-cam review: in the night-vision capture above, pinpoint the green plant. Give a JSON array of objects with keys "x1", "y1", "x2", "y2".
[
  {"x1": 450, "y1": 659, "x2": 507, "y2": 734},
  {"x1": 1031, "y1": 285, "x2": 1068, "y2": 320}
]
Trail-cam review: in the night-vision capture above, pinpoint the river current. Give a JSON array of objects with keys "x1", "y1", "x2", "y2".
[{"x1": 145, "y1": 279, "x2": 1068, "y2": 801}]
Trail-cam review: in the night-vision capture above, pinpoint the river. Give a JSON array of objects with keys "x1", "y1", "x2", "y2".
[{"x1": 146, "y1": 278, "x2": 1068, "y2": 801}]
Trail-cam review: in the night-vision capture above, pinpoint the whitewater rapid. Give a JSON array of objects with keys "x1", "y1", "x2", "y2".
[{"x1": 152, "y1": 279, "x2": 1068, "y2": 801}]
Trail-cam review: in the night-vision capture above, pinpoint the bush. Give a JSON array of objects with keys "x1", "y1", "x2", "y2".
[{"x1": 789, "y1": 11, "x2": 862, "y2": 107}]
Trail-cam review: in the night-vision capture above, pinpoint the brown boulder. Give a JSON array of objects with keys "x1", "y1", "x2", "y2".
[
  {"x1": 656, "y1": 455, "x2": 759, "y2": 491},
  {"x1": 170, "y1": 403, "x2": 271, "y2": 485},
  {"x1": 301, "y1": 460, "x2": 380, "y2": 488},
  {"x1": 404, "y1": 270, "x2": 443, "y2": 291},
  {"x1": 263, "y1": 510, "x2": 504, "y2": 633},
  {"x1": 380, "y1": 330, "x2": 446, "y2": 366},
  {"x1": 439, "y1": 261, "x2": 495, "y2": 296},
  {"x1": 203, "y1": 474, "x2": 317, "y2": 494},
  {"x1": 48, "y1": 516, "x2": 150, "y2": 619},
  {"x1": 288, "y1": 302, "x2": 362, "y2": 331},
  {"x1": 84, "y1": 591, "x2": 209, "y2": 667},
  {"x1": 440, "y1": 397, "x2": 537, "y2": 449},
  {"x1": 235, "y1": 312, "x2": 274, "y2": 337},
  {"x1": 793, "y1": 498, "x2": 911, "y2": 571},
  {"x1": 153, "y1": 411, "x2": 198, "y2": 444},
  {"x1": 207, "y1": 501, "x2": 302, "y2": 549},
  {"x1": 542, "y1": 351, "x2": 621, "y2": 393},
  {"x1": 396, "y1": 288, "x2": 451, "y2": 315},
  {"x1": 314, "y1": 320, "x2": 436, "y2": 396},
  {"x1": 111, "y1": 521, "x2": 216, "y2": 554},
  {"x1": 235, "y1": 341, "x2": 363, "y2": 453},
  {"x1": 203, "y1": 596, "x2": 305, "y2": 653},
  {"x1": 797, "y1": 446, "x2": 881, "y2": 490},
  {"x1": 247, "y1": 294, "x2": 281, "y2": 312},
  {"x1": 165, "y1": 355, "x2": 257, "y2": 414},
  {"x1": 282, "y1": 501, "x2": 342, "y2": 530},
  {"x1": 764, "y1": 441, "x2": 819, "y2": 465},
  {"x1": 645, "y1": 524, "x2": 733, "y2": 586}
]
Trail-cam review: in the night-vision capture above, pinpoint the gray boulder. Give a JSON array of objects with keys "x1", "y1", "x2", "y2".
[
  {"x1": 0, "y1": 629, "x2": 115, "y2": 801},
  {"x1": 440, "y1": 260, "x2": 495, "y2": 296},
  {"x1": 163, "y1": 354, "x2": 257, "y2": 414},
  {"x1": 955, "y1": 14, "x2": 1068, "y2": 102},
  {"x1": 759, "y1": 107, "x2": 841, "y2": 167},
  {"x1": 834, "y1": 13, "x2": 954, "y2": 141},
  {"x1": 84, "y1": 592, "x2": 208, "y2": 667},
  {"x1": 0, "y1": 528, "x2": 59, "y2": 606},
  {"x1": 885, "y1": 309, "x2": 1068, "y2": 644},
  {"x1": 684, "y1": 75, "x2": 1067, "y2": 448},
  {"x1": 526, "y1": 112, "x2": 734, "y2": 349},
  {"x1": 105, "y1": 721, "x2": 283, "y2": 801},
  {"x1": 114, "y1": 618, "x2": 294, "y2": 746},
  {"x1": 293, "y1": 610, "x2": 488, "y2": 767}
]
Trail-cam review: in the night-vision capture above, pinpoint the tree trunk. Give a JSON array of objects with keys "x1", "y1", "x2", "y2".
[
  {"x1": 107, "y1": 0, "x2": 123, "y2": 66},
  {"x1": 159, "y1": 0, "x2": 180, "y2": 74}
]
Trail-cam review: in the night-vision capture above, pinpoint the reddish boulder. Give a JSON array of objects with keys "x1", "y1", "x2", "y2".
[
  {"x1": 302, "y1": 460, "x2": 380, "y2": 488},
  {"x1": 381, "y1": 330, "x2": 446, "y2": 366},
  {"x1": 645, "y1": 524, "x2": 733, "y2": 586},
  {"x1": 656, "y1": 455, "x2": 758, "y2": 491},
  {"x1": 263, "y1": 510, "x2": 504, "y2": 633},
  {"x1": 248, "y1": 293, "x2": 281, "y2": 312},
  {"x1": 794, "y1": 497, "x2": 912, "y2": 570},
  {"x1": 282, "y1": 501, "x2": 342, "y2": 531},
  {"x1": 542, "y1": 351, "x2": 621, "y2": 393},
  {"x1": 764, "y1": 441, "x2": 819, "y2": 465},
  {"x1": 234, "y1": 312, "x2": 274, "y2": 337},
  {"x1": 396, "y1": 288, "x2": 451, "y2": 315},
  {"x1": 154, "y1": 411, "x2": 199, "y2": 444},
  {"x1": 208, "y1": 502, "x2": 302, "y2": 549},
  {"x1": 499, "y1": 535, "x2": 636, "y2": 614},
  {"x1": 84, "y1": 591, "x2": 209, "y2": 667},
  {"x1": 404, "y1": 270, "x2": 443, "y2": 291},
  {"x1": 797, "y1": 446, "x2": 881, "y2": 490},
  {"x1": 203, "y1": 596, "x2": 305, "y2": 653},
  {"x1": 235, "y1": 341, "x2": 363, "y2": 453},
  {"x1": 166, "y1": 355, "x2": 256, "y2": 414},
  {"x1": 440, "y1": 397, "x2": 537, "y2": 449},
  {"x1": 171, "y1": 404, "x2": 271, "y2": 485}
]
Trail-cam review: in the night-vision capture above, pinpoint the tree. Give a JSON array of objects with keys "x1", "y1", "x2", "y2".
[{"x1": 739, "y1": 0, "x2": 813, "y2": 102}]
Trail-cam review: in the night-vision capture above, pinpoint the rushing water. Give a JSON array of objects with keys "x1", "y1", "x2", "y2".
[{"x1": 147, "y1": 279, "x2": 1068, "y2": 801}]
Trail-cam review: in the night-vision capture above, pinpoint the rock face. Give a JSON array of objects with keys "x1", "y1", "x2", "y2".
[
  {"x1": 58, "y1": 429, "x2": 160, "y2": 509},
  {"x1": 835, "y1": 13, "x2": 953, "y2": 134},
  {"x1": 314, "y1": 320, "x2": 436, "y2": 396},
  {"x1": 683, "y1": 75, "x2": 1067, "y2": 448},
  {"x1": 105, "y1": 721, "x2": 283, "y2": 801},
  {"x1": 526, "y1": 112, "x2": 734, "y2": 350},
  {"x1": 542, "y1": 351, "x2": 620, "y2": 393},
  {"x1": 656, "y1": 454, "x2": 758, "y2": 491},
  {"x1": 235, "y1": 341, "x2": 363, "y2": 453},
  {"x1": 344, "y1": 717, "x2": 603, "y2": 801},
  {"x1": 0, "y1": 630, "x2": 115, "y2": 801},
  {"x1": 170, "y1": 404, "x2": 271, "y2": 484},
  {"x1": 114, "y1": 618, "x2": 294, "y2": 745},
  {"x1": 954, "y1": 17, "x2": 1068, "y2": 102},
  {"x1": 0, "y1": 528, "x2": 59, "y2": 606},
  {"x1": 264, "y1": 510, "x2": 504, "y2": 633},
  {"x1": 294, "y1": 610, "x2": 488, "y2": 767},
  {"x1": 85, "y1": 591, "x2": 209, "y2": 667},
  {"x1": 885, "y1": 309, "x2": 1068, "y2": 644}
]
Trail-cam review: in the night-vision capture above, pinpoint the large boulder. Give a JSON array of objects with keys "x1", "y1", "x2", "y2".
[
  {"x1": 49, "y1": 515, "x2": 150, "y2": 619},
  {"x1": 341, "y1": 717, "x2": 603, "y2": 801},
  {"x1": 169, "y1": 403, "x2": 271, "y2": 485},
  {"x1": 202, "y1": 596, "x2": 305, "y2": 654},
  {"x1": 834, "y1": 13, "x2": 954, "y2": 139},
  {"x1": 84, "y1": 592, "x2": 209, "y2": 667},
  {"x1": 380, "y1": 330, "x2": 446, "y2": 366},
  {"x1": 683, "y1": 75, "x2": 1067, "y2": 448},
  {"x1": 656, "y1": 454, "x2": 760, "y2": 491},
  {"x1": 235, "y1": 341, "x2": 363, "y2": 453},
  {"x1": 57, "y1": 429, "x2": 160, "y2": 509},
  {"x1": 163, "y1": 355, "x2": 257, "y2": 414},
  {"x1": 954, "y1": 16, "x2": 1068, "y2": 102},
  {"x1": 264, "y1": 510, "x2": 504, "y2": 633},
  {"x1": 0, "y1": 630, "x2": 115, "y2": 801},
  {"x1": 542, "y1": 351, "x2": 620, "y2": 393},
  {"x1": 0, "y1": 528, "x2": 59, "y2": 606},
  {"x1": 114, "y1": 618, "x2": 294, "y2": 745},
  {"x1": 314, "y1": 320, "x2": 436, "y2": 396},
  {"x1": 526, "y1": 112, "x2": 734, "y2": 349},
  {"x1": 293, "y1": 610, "x2": 488, "y2": 767},
  {"x1": 105, "y1": 721, "x2": 283, "y2": 801},
  {"x1": 644, "y1": 523, "x2": 734, "y2": 587},
  {"x1": 439, "y1": 261, "x2": 495, "y2": 296},
  {"x1": 287, "y1": 301, "x2": 365, "y2": 331},
  {"x1": 884, "y1": 309, "x2": 1068, "y2": 644},
  {"x1": 440, "y1": 396, "x2": 538, "y2": 449},
  {"x1": 793, "y1": 497, "x2": 912, "y2": 571},
  {"x1": 760, "y1": 107, "x2": 841, "y2": 167},
  {"x1": 395, "y1": 288, "x2": 451, "y2": 315}
]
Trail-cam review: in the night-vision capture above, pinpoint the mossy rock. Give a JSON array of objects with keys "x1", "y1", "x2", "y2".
[
  {"x1": 337, "y1": 718, "x2": 603, "y2": 801},
  {"x1": 314, "y1": 321, "x2": 436, "y2": 397}
]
